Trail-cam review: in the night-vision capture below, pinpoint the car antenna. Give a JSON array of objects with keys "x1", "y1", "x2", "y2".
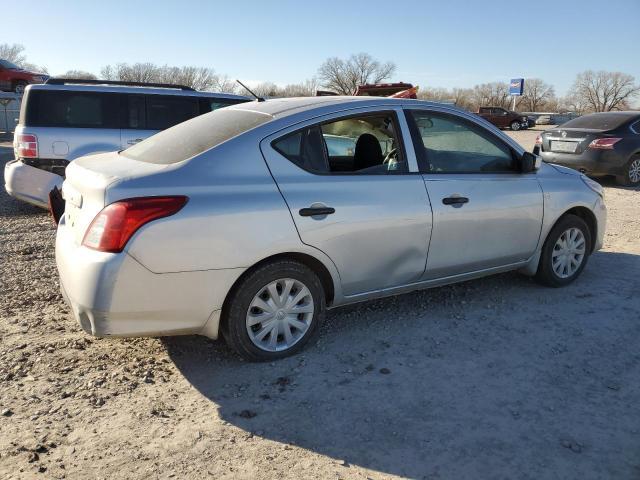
[{"x1": 236, "y1": 80, "x2": 265, "y2": 102}]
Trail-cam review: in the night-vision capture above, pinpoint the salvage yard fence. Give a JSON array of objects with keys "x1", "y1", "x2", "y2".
[{"x1": 0, "y1": 92, "x2": 21, "y2": 134}]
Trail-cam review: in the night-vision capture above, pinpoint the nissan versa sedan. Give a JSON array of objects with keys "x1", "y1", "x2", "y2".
[
  {"x1": 534, "y1": 111, "x2": 640, "y2": 186},
  {"x1": 55, "y1": 97, "x2": 607, "y2": 361}
]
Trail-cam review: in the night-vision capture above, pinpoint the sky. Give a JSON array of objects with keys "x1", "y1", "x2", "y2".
[{"x1": 2, "y1": 0, "x2": 639, "y2": 97}]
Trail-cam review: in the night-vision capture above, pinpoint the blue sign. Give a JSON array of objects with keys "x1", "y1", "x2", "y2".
[{"x1": 509, "y1": 78, "x2": 524, "y2": 96}]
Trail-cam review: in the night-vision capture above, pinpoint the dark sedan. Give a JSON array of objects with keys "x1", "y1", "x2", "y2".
[{"x1": 534, "y1": 112, "x2": 640, "y2": 186}]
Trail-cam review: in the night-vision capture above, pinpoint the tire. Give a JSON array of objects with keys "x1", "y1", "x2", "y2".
[
  {"x1": 221, "y1": 260, "x2": 325, "y2": 361},
  {"x1": 13, "y1": 81, "x2": 27, "y2": 95},
  {"x1": 535, "y1": 214, "x2": 592, "y2": 288},
  {"x1": 510, "y1": 121, "x2": 521, "y2": 131},
  {"x1": 615, "y1": 155, "x2": 640, "y2": 187}
]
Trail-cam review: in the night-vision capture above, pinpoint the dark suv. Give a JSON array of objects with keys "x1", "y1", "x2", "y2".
[{"x1": 477, "y1": 107, "x2": 529, "y2": 131}]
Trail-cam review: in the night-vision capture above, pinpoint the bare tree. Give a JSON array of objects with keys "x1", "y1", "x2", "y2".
[
  {"x1": 0, "y1": 43, "x2": 47, "y2": 73},
  {"x1": 318, "y1": 53, "x2": 396, "y2": 95},
  {"x1": 516, "y1": 78, "x2": 555, "y2": 112},
  {"x1": 100, "y1": 62, "x2": 238, "y2": 92},
  {"x1": 246, "y1": 78, "x2": 319, "y2": 98},
  {"x1": 570, "y1": 70, "x2": 640, "y2": 112},
  {"x1": 472, "y1": 82, "x2": 510, "y2": 109},
  {"x1": 59, "y1": 70, "x2": 97, "y2": 80}
]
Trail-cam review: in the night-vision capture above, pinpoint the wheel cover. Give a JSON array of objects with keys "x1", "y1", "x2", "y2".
[
  {"x1": 246, "y1": 278, "x2": 314, "y2": 352},
  {"x1": 629, "y1": 158, "x2": 640, "y2": 183},
  {"x1": 551, "y1": 228, "x2": 586, "y2": 279}
]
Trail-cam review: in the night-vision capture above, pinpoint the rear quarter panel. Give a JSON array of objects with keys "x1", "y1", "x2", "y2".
[
  {"x1": 23, "y1": 126, "x2": 121, "y2": 160},
  {"x1": 112, "y1": 135, "x2": 333, "y2": 277}
]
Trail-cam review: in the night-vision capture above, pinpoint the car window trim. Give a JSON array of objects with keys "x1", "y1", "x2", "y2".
[
  {"x1": 404, "y1": 108, "x2": 522, "y2": 175},
  {"x1": 270, "y1": 109, "x2": 414, "y2": 177}
]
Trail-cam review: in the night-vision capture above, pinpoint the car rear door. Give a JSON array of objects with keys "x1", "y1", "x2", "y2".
[
  {"x1": 260, "y1": 107, "x2": 432, "y2": 297},
  {"x1": 405, "y1": 107, "x2": 543, "y2": 279}
]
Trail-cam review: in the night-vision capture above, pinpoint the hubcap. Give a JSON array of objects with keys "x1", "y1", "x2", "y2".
[
  {"x1": 552, "y1": 228, "x2": 586, "y2": 279},
  {"x1": 629, "y1": 158, "x2": 640, "y2": 183},
  {"x1": 246, "y1": 278, "x2": 314, "y2": 352}
]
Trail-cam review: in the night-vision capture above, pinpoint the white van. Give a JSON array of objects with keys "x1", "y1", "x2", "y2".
[{"x1": 4, "y1": 78, "x2": 250, "y2": 207}]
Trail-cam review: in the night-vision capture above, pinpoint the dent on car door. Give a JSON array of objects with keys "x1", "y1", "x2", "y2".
[
  {"x1": 260, "y1": 108, "x2": 433, "y2": 297},
  {"x1": 406, "y1": 109, "x2": 543, "y2": 279}
]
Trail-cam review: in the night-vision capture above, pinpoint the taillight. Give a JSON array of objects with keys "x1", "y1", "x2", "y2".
[
  {"x1": 588, "y1": 137, "x2": 622, "y2": 150},
  {"x1": 16, "y1": 134, "x2": 38, "y2": 158},
  {"x1": 82, "y1": 196, "x2": 188, "y2": 253},
  {"x1": 535, "y1": 135, "x2": 542, "y2": 145}
]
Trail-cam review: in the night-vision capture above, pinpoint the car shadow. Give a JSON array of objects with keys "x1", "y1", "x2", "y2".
[
  {"x1": 593, "y1": 176, "x2": 639, "y2": 191},
  {"x1": 164, "y1": 250, "x2": 640, "y2": 478}
]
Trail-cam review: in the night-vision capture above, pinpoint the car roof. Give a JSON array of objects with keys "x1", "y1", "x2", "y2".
[
  {"x1": 27, "y1": 83, "x2": 250, "y2": 100},
  {"x1": 228, "y1": 96, "x2": 468, "y2": 118},
  {"x1": 582, "y1": 111, "x2": 640, "y2": 119}
]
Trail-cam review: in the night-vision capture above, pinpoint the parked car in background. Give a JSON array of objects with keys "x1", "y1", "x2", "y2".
[
  {"x1": 534, "y1": 114, "x2": 552, "y2": 125},
  {"x1": 4, "y1": 78, "x2": 250, "y2": 207},
  {"x1": 55, "y1": 97, "x2": 606, "y2": 361},
  {"x1": 477, "y1": 106, "x2": 529, "y2": 131},
  {"x1": 535, "y1": 111, "x2": 640, "y2": 186},
  {"x1": 0, "y1": 59, "x2": 49, "y2": 94}
]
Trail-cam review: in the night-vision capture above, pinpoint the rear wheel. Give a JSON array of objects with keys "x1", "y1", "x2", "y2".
[
  {"x1": 13, "y1": 81, "x2": 27, "y2": 95},
  {"x1": 222, "y1": 260, "x2": 325, "y2": 361},
  {"x1": 616, "y1": 155, "x2": 640, "y2": 186},
  {"x1": 510, "y1": 121, "x2": 521, "y2": 131},
  {"x1": 535, "y1": 214, "x2": 591, "y2": 287}
]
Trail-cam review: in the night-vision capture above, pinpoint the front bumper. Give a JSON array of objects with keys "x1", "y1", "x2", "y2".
[
  {"x1": 56, "y1": 214, "x2": 244, "y2": 339},
  {"x1": 540, "y1": 149, "x2": 626, "y2": 177},
  {"x1": 593, "y1": 195, "x2": 606, "y2": 252},
  {"x1": 4, "y1": 159, "x2": 63, "y2": 209}
]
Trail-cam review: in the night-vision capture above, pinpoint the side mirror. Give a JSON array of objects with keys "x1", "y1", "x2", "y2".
[{"x1": 520, "y1": 151, "x2": 541, "y2": 173}]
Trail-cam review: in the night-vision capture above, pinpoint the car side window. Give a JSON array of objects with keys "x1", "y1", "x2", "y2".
[
  {"x1": 145, "y1": 95, "x2": 199, "y2": 130},
  {"x1": 408, "y1": 110, "x2": 516, "y2": 173},
  {"x1": 272, "y1": 113, "x2": 407, "y2": 175}
]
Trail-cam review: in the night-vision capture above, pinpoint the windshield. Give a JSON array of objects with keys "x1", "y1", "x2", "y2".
[
  {"x1": 122, "y1": 107, "x2": 272, "y2": 164},
  {"x1": 0, "y1": 59, "x2": 20, "y2": 69},
  {"x1": 561, "y1": 113, "x2": 634, "y2": 131}
]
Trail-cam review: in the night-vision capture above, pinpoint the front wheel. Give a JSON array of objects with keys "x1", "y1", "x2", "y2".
[
  {"x1": 13, "y1": 81, "x2": 27, "y2": 95},
  {"x1": 510, "y1": 121, "x2": 521, "y2": 131},
  {"x1": 535, "y1": 214, "x2": 591, "y2": 287},
  {"x1": 222, "y1": 260, "x2": 325, "y2": 361},
  {"x1": 616, "y1": 155, "x2": 640, "y2": 186}
]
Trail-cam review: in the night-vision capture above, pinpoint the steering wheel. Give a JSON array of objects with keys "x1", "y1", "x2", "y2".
[{"x1": 383, "y1": 148, "x2": 398, "y2": 165}]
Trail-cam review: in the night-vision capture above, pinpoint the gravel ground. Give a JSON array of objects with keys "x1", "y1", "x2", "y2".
[{"x1": 1, "y1": 132, "x2": 639, "y2": 480}]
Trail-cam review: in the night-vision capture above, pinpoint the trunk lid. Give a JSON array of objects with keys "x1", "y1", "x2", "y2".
[
  {"x1": 541, "y1": 127, "x2": 604, "y2": 155},
  {"x1": 62, "y1": 152, "x2": 172, "y2": 245}
]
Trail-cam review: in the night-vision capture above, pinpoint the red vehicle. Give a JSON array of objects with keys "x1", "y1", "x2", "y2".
[
  {"x1": 0, "y1": 60, "x2": 48, "y2": 94},
  {"x1": 355, "y1": 82, "x2": 417, "y2": 99},
  {"x1": 317, "y1": 82, "x2": 418, "y2": 99}
]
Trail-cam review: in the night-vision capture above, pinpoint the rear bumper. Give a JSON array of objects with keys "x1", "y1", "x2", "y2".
[
  {"x1": 540, "y1": 150, "x2": 627, "y2": 177},
  {"x1": 4, "y1": 159, "x2": 63, "y2": 209},
  {"x1": 55, "y1": 215, "x2": 244, "y2": 340}
]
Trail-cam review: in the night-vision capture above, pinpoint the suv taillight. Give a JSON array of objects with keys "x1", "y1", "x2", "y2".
[
  {"x1": 82, "y1": 196, "x2": 188, "y2": 253},
  {"x1": 588, "y1": 138, "x2": 622, "y2": 150},
  {"x1": 16, "y1": 134, "x2": 38, "y2": 158}
]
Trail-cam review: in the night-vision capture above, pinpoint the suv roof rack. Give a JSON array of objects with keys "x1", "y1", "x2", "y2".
[{"x1": 44, "y1": 78, "x2": 196, "y2": 91}]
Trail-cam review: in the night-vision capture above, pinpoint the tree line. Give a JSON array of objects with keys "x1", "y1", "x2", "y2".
[{"x1": 2, "y1": 44, "x2": 638, "y2": 113}]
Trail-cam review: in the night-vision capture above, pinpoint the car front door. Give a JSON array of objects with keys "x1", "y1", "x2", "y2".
[
  {"x1": 261, "y1": 107, "x2": 432, "y2": 297},
  {"x1": 405, "y1": 108, "x2": 543, "y2": 279}
]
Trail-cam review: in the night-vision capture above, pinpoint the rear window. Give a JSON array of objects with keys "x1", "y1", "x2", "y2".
[
  {"x1": 561, "y1": 113, "x2": 636, "y2": 131},
  {"x1": 24, "y1": 90, "x2": 120, "y2": 128},
  {"x1": 121, "y1": 107, "x2": 271, "y2": 164}
]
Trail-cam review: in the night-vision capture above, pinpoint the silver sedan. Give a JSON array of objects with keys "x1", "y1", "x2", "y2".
[{"x1": 55, "y1": 97, "x2": 607, "y2": 361}]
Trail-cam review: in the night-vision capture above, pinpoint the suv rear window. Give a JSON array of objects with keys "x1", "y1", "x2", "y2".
[
  {"x1": 24, "y1": 90, "x2": 120, "y2": 128},
  {"x1": 145, "y1": 95, "x2": 199, "y2": 130},
  {"x1": 561, "y1": 113, "x2": 636, "y2": 131},
  {"x1": 122, "y1": 107, "x2": 271, "y2": 164}
]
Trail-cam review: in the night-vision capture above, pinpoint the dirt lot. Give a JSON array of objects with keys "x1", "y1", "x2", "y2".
[{"x1": 1, "y1": 130, "x2": 639, "y2": 480}]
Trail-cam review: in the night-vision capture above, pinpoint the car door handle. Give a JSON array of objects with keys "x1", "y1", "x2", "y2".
[
  {"x1": 299, "y1": 206, "x2": 335, "y2": 217},
  {"x1": 442, "y1": 196, "x2": 469, "y2": 206},
  {"x1": 127, "y1": 138, "x2": 143, "y2": 145}
]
